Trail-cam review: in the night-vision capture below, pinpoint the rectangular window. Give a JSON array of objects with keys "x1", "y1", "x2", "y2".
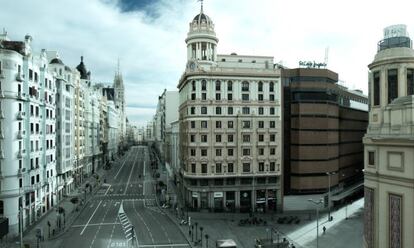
[
  {"x1": 190, "y1": 149, "x2": 196, "y2": 156},
  {"x1": 227, "y1": 81, "x2": 232, "y2": 91},
  {"x1": 270, "y1": 162, "x2": 275, "y2": 171},
  {"x1": 201, "y1": 81, "x2": 206, "y2": 91},
  {"x1": 216, "y1": 149, "x2": 222, "y2": 156},
  {"x1": 191, "y1": 163, "x2": 196, "y2": 173},
  {"x1": 242, "y1": 121, "x2": 250, "y2": 129},
  {"x1": 201, "y1": 107, "x2": 207, "y2": 114},
  {"x1": 258, "y1": 121, "x2": 264, "y2": 128},
  {"x1": 258, "y1": 107, "x2": 264, "y2": 115},
  {"x1": 190, "y1": 107, "x2": 195, "y2": 115},
  {"x1": 202, "y1": 93, "x2": 207, "y2": 100},
  {"x1": 227, "y1": 163, "x2": 234, "y2": 173},
  {"x1": 270, "y1": 134, "x2": 275, "y2": 142},
  {"x1": 270, "y1": 121, "x2": 275, "y2": 128},
  {"x1": 259, "y1": 134, "x2": 264, "y2": 142},
  {"x1": 270, "y1": 148, "x2": 276, "y2": 155},
  {"x1": 269, "y1": 82, "x2": 274, "y2": 92},
  {"x1": 373, "y1": 71, "x2": 380, "y2": 106},
  {"x1": 216, "y1": 107, "x2": 222, "y2": 115},
  {"x1": 259, "y1": 162, "x2": 264, "y2": 172},
  {"x1": 269, "y1": 94, "x2": 275, "y2": 101},
  {"x1": 228, "y1": 107, "x2": 233, "y2": 115},
  {"x1": 258, "y1": 94, "x2": 263, "y2": 101},
  {"x1": 242, "y1": 135, "x2": 250, "y2": 142},
  {"x1": 216, "y1": 121, "x2": 222, "y2": 128},
  {"x1": 242, "y1": 94, "x2": 249, "y2": 101},
  {"x1": 227, "y1": 134, "x2": 234, "y2": 142},
  {"x1": 201, "y1": 149, "x2": 207, "y2": 156},
  {"x1": 228, "y1": 149, "x2": 233, "y2": 156},
  {"x1": 259, "y1": 148, "x2": 264, "y2": 156},
  {"x1": 228, "y1": 121, "x2": 234, "y2": 128},
  {"x1": 201, "y1": 164, "x2": 207, "y2": 173},
  {"x1": 215, "y1": 135, "x2": 222, "y2": 142},
  {"x1": 215, "y1": 163, "x2": 222, "y2": 173},
  {"x1": 242, "y1": 163, "x2": 250, "y2": 172},
  {"x1": 201, "y1": 121, "x2": 208, "y2": 128},
  {"x1": 192, "y1": 81, "x2": 196, "y2": 91},
  {"x1": 388, "y1": 69, "x2": 398, "y2": 103},
  {"x1": 227, "y1": 93, "x2": 232, "y2": 101},
  {"x1": 368, "y1": 151, "x2": 375, "y2": 166},
  {"x1": 191, "y1": 121, "x2": 196, "y2": 128},
  {"x1": 215, "y1": 93, "x2": 221, "y2": 100},
  {"x1": 270, "y1": 107, "x2": 275, "y2": 115},
  {"x1": 190, "y1": 135, "x2": 195, "y2": 143},
  {"x1": 243, "y1": 149, "x2": 250, "y2": 156},
  {"x1": 407, "y1": 69, "x2": 414, "y2": 95},
  {"x1": 201, "y1": 135, "x2": 208, "y2": 143},
  {"x1": 191, "y1": 93, "x2": 196, "y2": 100},
  {"x1": 242, "y1": 107, "x2": 250, "y2": 114}
]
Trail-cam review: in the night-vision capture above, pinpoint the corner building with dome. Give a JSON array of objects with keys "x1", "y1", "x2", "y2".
[{"x1": 178, "y1": 6, "x2": 283, "y2": 212}]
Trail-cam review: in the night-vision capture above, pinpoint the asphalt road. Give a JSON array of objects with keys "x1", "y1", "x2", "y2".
[{"x1": 58, "y1": 146, "x2": 189, "y2": 248}]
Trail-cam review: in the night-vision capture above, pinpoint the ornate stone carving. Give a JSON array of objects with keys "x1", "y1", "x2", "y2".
[
  {"x1": 364, "y1": 187, "x2": 374, "y2": 248},
  {"x1": 389, "y1": 194, "x2": 402, "y2": 248}
]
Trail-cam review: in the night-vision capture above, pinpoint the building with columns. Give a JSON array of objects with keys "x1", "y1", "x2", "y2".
[
  {"x1": 364, "y1": 24, "x2": 414, "y2": 248},
  {"x1": 178, "y1": 5, "x2": 283, "y2": 212}
]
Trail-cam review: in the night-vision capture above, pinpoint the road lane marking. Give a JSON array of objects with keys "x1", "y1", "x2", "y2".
[
  {"x1": 132, "y1": 200, "x2": 155, "y2": 244},
  {"x1": 72, "y1": 222, "x2": 120, "y2": 227},
  {"x1": 124, "y1": 151, "x2": 137, "y2": 195},
  {"x1": 114, "y1": 151, "x2": 131, "y2": 179},
  {"x1": 80, "y1": 200, "x2": 102, "y2": 235},
  {"x1": 139, "y1": 244, "x2": 190, "y2": 247},
  {"x1": 105, "y1": 184, "x2": 112, "y2": 195}
]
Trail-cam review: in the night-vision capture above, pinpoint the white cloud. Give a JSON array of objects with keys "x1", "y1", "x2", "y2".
[{"x1": 2, "y1": 0, "x2": 414, "y2": 126}]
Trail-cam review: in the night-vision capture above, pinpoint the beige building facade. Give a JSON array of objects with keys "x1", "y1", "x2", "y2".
[
  {"x1": 364, "y1": 24, "x2": 414, "y2": 248},
  {"x1": 178, "y1": 6, "x2": 283, "y2": 212}
]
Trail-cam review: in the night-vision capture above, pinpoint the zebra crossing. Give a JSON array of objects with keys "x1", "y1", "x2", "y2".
[{"x1": 118, "y1": 202, "x2": 136, "y2": 243}]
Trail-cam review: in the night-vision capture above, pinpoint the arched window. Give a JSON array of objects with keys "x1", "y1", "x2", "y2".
[
  {"x1": 227, "y1": 81, "x2": 233, "y2": 91},
  {"x1": 201, "y1": 80, "x2": 207, "y2": 91},
  {"x1": 215, "y1": 80, "x2": 221, "y2": 91},
  {"x1": 258, "y1": 81, "x2": 263, "y2": 92},
  {"x1": 242, "y1": 81, "x2": 249, "y2": 92},
  {"x1": 269, "y1": 82, "x2": 274, "y2": 92}
]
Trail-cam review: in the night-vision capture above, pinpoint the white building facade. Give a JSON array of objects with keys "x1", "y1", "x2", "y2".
[
  {"x1": 178, "y1": 7, "x2": 283, "y2": 212},
  {"x1": 0, "y1": 33, "x2": 57, "y2": 235},
  {"x1": 364, "y1": 24, "x2": 414, "y2": 248}
]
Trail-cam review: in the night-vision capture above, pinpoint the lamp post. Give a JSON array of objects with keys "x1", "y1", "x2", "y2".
[
  {"x1": 308, "y1": 198, "x2": 323, "y2": 248},
  {"x1": 326, "y1": 172, "x2": 336, "y2": 221},
  {"x1": 195, "y1": 222, "x2": 198, "y2": 242},
  {"x1": 205, "y1": 234, "x2": 209, "y2": 248},
  {"x1": 200, "y1": 226, "x2": 204, "y2": 244}
]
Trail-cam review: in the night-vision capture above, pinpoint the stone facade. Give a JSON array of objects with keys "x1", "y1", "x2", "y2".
[{"x1": 364, "y1": 24, "x2": 414, "y2": 248}]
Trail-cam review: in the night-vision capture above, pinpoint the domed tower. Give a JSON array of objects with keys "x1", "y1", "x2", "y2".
[
  {"x1": 364, "y1": 24, "x2": 414, "y2": 248},
  {"x1": 185, "y1": 1, "x2": 218, "y2": 67}
]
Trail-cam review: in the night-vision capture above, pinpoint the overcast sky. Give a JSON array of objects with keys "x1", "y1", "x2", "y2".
[{"x1": 1, "y1": 0, "x2": 414, "y2": 127}]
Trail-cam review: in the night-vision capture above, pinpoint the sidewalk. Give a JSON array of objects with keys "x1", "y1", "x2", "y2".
[{"x1": 6, "y1": 166, "x2": 109, "y2": 248}]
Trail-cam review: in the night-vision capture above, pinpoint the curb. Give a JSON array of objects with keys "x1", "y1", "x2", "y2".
[{"x1": 153, "y1": 175, "x2": 193, "y2": 248}]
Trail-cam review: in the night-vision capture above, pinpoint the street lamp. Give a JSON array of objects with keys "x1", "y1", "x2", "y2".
[
  {"x1": 326, "y1": 171, "x2": 336, "y2": 221},
  {"x1": 308, "y1": 198, "x2": 323, "y2": 248},
  {"x1": 195, "y1": 222, "x2": 198, "y2": 242},
  {"x1": 200, "y1": 226, "x2": 204, "y2": 244},
  {"x1": 205, "y1": 234, "x2": 209, "y2": 248}
]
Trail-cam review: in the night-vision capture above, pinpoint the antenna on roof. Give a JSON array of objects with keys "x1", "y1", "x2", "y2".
[
  {"x1": 198, "y1": 0, "x2": 204, "y2": 13},
  {"x1": 324, "y1": 46, "x2": 329, "y2": 67}
]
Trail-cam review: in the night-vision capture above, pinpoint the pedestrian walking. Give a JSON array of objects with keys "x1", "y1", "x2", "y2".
[{"x1": 323, "y1": 226, "x2": 326, "y2": 234}]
